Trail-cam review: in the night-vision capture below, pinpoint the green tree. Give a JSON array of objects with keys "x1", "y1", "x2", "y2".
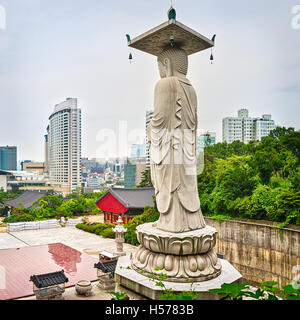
[
  {"x1": 269, "y1": 126, "x2": 295, "y2": 139},
  {"x1": 137, "y1": 169, "x2": 153, "y2": 188},
  {"x1": 251, "y1": 136, "x2": 285, "y2": 184},
  {"x1": 279, "y1": 131, "x2": 300, "y2": 163}
]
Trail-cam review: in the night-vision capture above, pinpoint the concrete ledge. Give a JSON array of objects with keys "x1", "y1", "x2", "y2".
[{"x1": 115, "y1": 255, "x2": 242, "y2": 300}]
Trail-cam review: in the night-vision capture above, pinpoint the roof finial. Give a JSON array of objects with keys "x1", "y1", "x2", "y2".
[{"x1": 168, "y1": 6, "x2": 176, "y2": 21}]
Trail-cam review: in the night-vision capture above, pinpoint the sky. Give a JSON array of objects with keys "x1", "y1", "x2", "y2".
[{"x1": 0, "y1": 0, "x2": 299, "y2": 162}]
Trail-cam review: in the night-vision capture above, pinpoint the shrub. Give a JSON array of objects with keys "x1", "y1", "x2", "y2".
[
  {"x1": 4, "y1": 214, "x2": 36, "y2": 223},
  {"x1": 76, "y1": 222, "x2": 116, "y2": 239},
  {"x1": 100, "y1": 228, "x2": 115, "y2": 239},
  {"x1": 246, "y1": 185, "x2": 281, "y2": 220},
  {"x1": 76, "y1": 223, "x2": 102, "y2": 233},
  {"x1": 124, "y1": 207, "x2": 160, "y2": 246},
  {"x1": 276, "y1": 189, "x2": 300, "y2": 226}
]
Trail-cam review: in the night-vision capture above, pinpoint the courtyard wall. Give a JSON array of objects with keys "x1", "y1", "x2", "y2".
[{"x1": 205, "y1": 217, "x2": 300, "y2": 287}]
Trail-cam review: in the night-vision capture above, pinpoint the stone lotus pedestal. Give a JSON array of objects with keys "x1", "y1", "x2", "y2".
[
  {"x1": 131, "y1": 223, "x2": 221, "y2": 282},
  {"x1": 116, "y1": 222, "x2": 242, "y2": 300}
]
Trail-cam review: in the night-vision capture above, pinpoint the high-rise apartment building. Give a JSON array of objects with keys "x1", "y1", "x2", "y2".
[
  {"x1": 48, "y1": 98, "x2": 82, "y2": 195},
  {"x1": 146, "y1": 110, "x2": 153, "y2": 168},
  {"x1": 223, "y1": 109, "x2": 275, "y2": 144},
  {"x1": 0, "y1": 146, "x2": 17, "y2": 170},
  {"x1": 44, "y1": 126, "x2": 49, "y2": 174}
]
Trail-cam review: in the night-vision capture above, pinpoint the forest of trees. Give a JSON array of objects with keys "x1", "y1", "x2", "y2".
[
  {"x1": 198, "y1": 127, "x2": 300, "y2": 227},
  {"x1": 138, "y1": 127, "x2": 300, "y2": 227}
]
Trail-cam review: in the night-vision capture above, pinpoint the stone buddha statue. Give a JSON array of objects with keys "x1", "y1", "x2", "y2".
[
  {"x1": 148, "y1": 47, "x2": 206, "y2": 233},
  {"x1": 116, "y1": 13, "x2": 242, "y2": 287}
]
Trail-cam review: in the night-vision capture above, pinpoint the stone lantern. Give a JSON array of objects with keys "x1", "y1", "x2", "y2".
[{"x1": 113, "y1": 216, "x2": 127, "y2": 257}]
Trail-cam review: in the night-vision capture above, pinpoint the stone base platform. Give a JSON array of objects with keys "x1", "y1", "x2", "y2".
[{"x1": 115, "y1": 255, "x2": 243, "y2": 300}]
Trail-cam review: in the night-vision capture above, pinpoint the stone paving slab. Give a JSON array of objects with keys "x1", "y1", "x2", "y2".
[
  {"x1": 0, "y1": 233, "x2": 28, "y2": 250},
  {"x1": 7, "y1": 226, "x2": 137, "y2": 258}
]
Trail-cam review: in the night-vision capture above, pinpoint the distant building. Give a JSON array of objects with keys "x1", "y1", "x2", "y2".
[
  {"x1": 0, "y1": 146, "x2": 17, "y2": 171},
  {"x1": 21, "y1": 161, "x2": 45, "y2": 175},
  {"x1": 197, "y1": 132, "x2": 216, "y2": 175},
  {"x1": 115, "y1": 163, "x2": 122, "y2": 174},
  {"x1": 44, "y1": 129, "x2": 49, "y2": 174},
  {"x1": 197, "y1": 132, "x2": 216, "y2": 154},
  {"x1": 255, "y1": 114, "x2": 276, "y2": 141},
  {"x1": 5, "y1": 171, "x2": 53, "y2": 193},
  {"x1": 130, "y1": 144, "x2": 145, "y2": 158},
  {"x1": 87, "y1": 174, "x2": 100, "y2": 188},
  {"x1": 48, "y1": 98, "x2": 82, "y2": 195},
  {"x1": 90, "y1": 167, "x2": 104, "y2": 175},
  {"x1": 81, "y1": 158, "x2": 98, "y2": 172},
  {"x1": 0, "y1": 170, "x2": 11, "y2": 192},
  {"x1": 124, "y1": 163, "x2": 136, "y2": 188},
  {"x1": 146, "y1": 110, "x2": 154, "y2": 169},
  {"x1": 124, "y1": 160, "x2": 146, "y2": 188},
  {"x1": 222, "y1": 109, "x2": 275, "y2": 144}
]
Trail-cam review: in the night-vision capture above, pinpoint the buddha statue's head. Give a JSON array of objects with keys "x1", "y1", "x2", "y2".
[{"x1": 157, "y1": 47, "x2": 188, "y2": 78}]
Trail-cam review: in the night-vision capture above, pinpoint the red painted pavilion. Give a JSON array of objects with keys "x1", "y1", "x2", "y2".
[{"x1": 96, "y1": 188, "x2": 155, "y2": 224}]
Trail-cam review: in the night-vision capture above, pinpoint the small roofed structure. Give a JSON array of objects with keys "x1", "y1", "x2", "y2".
[
  {"x1": 94, "y1": 260, "x2": 118, "y2": 274},
  {"x1": 94, "y1": 260, "x2": 118, "y2": 290},
  {"x1": 4, "y1": 190, "x2": 47, "y2": 210},
  {"x1": 96, "y1": 188, "x2": 155, "y2": 224},
  {"x1": 30, "y1": 270, "x2": 69, "y2": 300}
]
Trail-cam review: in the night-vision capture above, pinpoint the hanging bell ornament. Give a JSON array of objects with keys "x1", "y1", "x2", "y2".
[
  {"x1": 210, "y1": 53, "x2": 214, "y2": 64},
  {"x1": 170, "y1": 35, "x2": 174, "y2": 47},
  {"x1": 129, "y1": 52, "x2": 133, "y2": 64}
]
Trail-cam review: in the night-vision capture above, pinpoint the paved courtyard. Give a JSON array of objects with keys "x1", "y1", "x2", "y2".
[
  {"x1": 0, "y1": 226, "x2": 140, "y2": 300},
  {"x1": 0, "y1": 226, "x2": 137, "y2": 258}
]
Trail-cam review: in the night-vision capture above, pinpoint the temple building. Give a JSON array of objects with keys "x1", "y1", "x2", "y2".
[
  {"x1": 96, "y1": 188, "x2": 155, "y2": 224},
  {"x1": 4, "y1": 191, "x2": 47, "y2": 210}
]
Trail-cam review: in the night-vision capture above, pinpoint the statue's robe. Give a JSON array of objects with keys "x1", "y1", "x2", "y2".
[{"x1": 148, "y1": 76, "x2": 206, "y2": 233}]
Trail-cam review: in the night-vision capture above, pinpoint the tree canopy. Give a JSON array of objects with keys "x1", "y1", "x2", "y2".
[{"x1": 198, "y1": 127, "x2": 300, "y2": 226}]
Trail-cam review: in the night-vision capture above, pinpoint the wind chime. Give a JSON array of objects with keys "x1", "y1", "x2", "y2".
[
  {"x1": 210, "y1": 34, "x2": 216, "y2": 64},
  {"x1": 126, "y1": 34, "x2": 133, "y2": 63}
]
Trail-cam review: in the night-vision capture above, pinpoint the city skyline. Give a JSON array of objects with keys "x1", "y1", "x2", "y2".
[{"x1": 0, "y1": 0, "x2": 299, "y2": 162}]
